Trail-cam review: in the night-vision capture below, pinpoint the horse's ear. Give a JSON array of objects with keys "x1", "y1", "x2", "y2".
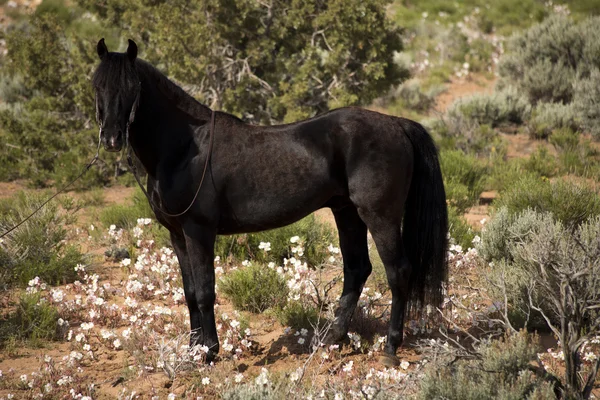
[
  {"x1": 127, "y1": 39, "x2": 138, "y2": 63},
  {"x1": 97, "y1": 38, "x2": 108, "y2": 60}
]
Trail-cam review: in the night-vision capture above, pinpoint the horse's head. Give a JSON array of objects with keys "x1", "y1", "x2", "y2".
[{"x1": 92, "y1": 38, "x2": 140, "y2": 152}]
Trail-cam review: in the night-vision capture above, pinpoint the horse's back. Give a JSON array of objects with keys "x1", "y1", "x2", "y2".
[{"x1": 213, "y1": 107, "x2": 417, "y2": 232}]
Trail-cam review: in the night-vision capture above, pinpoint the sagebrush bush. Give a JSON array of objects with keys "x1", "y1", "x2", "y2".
[
  {"x1": 440, "y1": 149, "x2": 487, "y2": 213},
  {"x1": 478, "y1": 207, "x2": 548, "y2": 264},
  {"x1": 218, "y1": 263, "x2": 288, "y2": 313},
  {"x1": 494, "y1": 176, "x2": 600, "y2": 228},
  {"x1": 0, "y1": 191, "x2": 84, "y2": 288},
  {"x1": 419, "y1": 331, "x2": 556, "y2": 400},
  {"x1": 215, "y1": 214, "x2": 337, "y2": 267},
  {"x1": 446, "y1": 87, "x2": 531, "y2": 128},
  {"x1": 429, "y1": 115, "x2": 504, "y2": 157},
  {"x1": 527, "y1": 102, "x2": 580, "y2": 139},
  {"x1": 480, "y1": 207, "x2": 600, "y2": 330},
  {"x1": 498, "y1": 15, "x2": 600, "y2": 104},
  {"x1": 498, "y1": 14, "x2": 600, "y2": 138},
  {"x1": 388, "y1": 81, "x2": 440, "y2": 112},
  {"x1": 0, "y1": 292, "x2": 62, "y2": 347},
  {"x1": 573, "y1": 67, "x2": 600, "y2": 139},
  {"x1": 481, "y1": 211, "x2": 600, "y2": 394}
]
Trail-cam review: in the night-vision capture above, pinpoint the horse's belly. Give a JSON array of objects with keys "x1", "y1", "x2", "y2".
[{"x1": 217, "y1": 183, "x2": 339, "y2": 234}]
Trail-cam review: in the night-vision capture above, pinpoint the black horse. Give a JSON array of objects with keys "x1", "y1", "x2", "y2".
[{"x1": 92, "y1": 39, "x2": 448, "y2": 365}]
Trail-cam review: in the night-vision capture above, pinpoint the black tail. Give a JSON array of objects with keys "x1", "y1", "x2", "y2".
[{"x1": 400, "y1": 119, "x2": 448, "y2": 314}]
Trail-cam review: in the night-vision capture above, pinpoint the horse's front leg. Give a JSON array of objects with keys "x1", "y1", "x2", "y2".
[
  {"x1": 170, "y1": 231, "x2": 203, "y2": 346},
  {"x1": 182, "y1": 222, "x2": 219, "y2": 362}
]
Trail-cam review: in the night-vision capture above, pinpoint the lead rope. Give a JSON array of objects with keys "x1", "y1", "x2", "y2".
[
  {"x1": 126, "y1": 97, "x2": 215, "y2": 218},
  {"x1": 0, "y1": 133, "x2": 102, "y2": 239}
]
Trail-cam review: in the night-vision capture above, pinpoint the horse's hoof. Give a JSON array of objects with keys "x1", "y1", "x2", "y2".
[
  {"x1": 324, "y1": 330, "x2": 344, "y2": 345},
  {"x1": 378, "y1": 353, "x2": 400, "y2": 368}
]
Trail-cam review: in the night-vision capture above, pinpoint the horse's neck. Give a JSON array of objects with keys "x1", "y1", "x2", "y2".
[{"x1": 128, "y1": 87, "x2": 208, "y2": 178}]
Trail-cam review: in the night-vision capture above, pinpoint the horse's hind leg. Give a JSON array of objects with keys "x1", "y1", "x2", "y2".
[
  {"x1": 357, "y1": 209, "x2": 411, "y2": 366},
  {"x1": 326, "y1": 205, "x2": 372, "y2": 344}
]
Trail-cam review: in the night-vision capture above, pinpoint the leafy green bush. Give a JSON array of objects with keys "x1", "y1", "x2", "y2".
[
  {"x1": 448, "y1": 205, "x2": 477, "y2": 250},
  {"x1": 523, "y1": 146, "x2": 558, "y2": 178},
  {"x1": 550, "y1": 128, "x2": 600, "y2": 178},
  {"x1": 218, "y1": 264, "x2": 288, "y2": 313},
  {"x1": 0, "y1": 191, "x2": 84, "y2": 288},
  {"x1": 79, "y1": 0, "x2": 406, "y2": 124},
  {"x1": 274, "y1": 301, "x2": 319, "y2": 330},
  {"x1": 527, "y1": 102, "x2": 580, "y2": 139},
  {"x1": 447, "y1": 87, "x2": 531, "y2": 128},
  {"x1": 0, "y1": 292, "x2": 62, "y2": 347},
  {"x1": 418, "y1": 331, "x2": 556, "y2": 400},
  {"x1": 440, "y1": 149, "x2": 488, "y2": 213},
  {"x1": 0, "y1": 14, "x2": 119, "y2": 188},
  {"x1": 215, "y1": 214, "x2": 337, "y2": 267},
  {"x1": 494, "y1": 176, "x2": 600, "y2": 228},
  {"x1": 485, "y1": 157, "x2": 537, "y2": 192}
]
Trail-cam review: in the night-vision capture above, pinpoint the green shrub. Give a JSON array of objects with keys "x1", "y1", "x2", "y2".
[
  {"x1": 523, "y1": 146, "x2": 558, "y2": 178},
  {"x1": 486, "y1": 157, "x2": 538, "y2": 192},
  {"x1": 549, "y1": 127, "x2": 600, "y2": 177},
  {"x1": 274, "y1": 301, "x2": 319, "y2": 330},
  {"x1": 218, "y1": 264, "x2": 288, "y2": 313},
  {"x1": 448, "y1": 205, "x2": 477, "y2": 250},
  {"x1": 494, "y1": 176, "x2": 600, "y2": 228},
  {"x1": 0, "y1": 191, "x2": 84, "y2": 288},
  {"x1": 215, "y1": 214, "x2": 337, "y2": 267},
  {"x1": 78, "y1": 188, "x2": 106, "y2": 207},
  {"x1": 419, "y1": 331, "x2": 556, "y2": 400},
  {"x1": 0, "y1": 292, "x2": 62, "y2": 347},
  {"x1": 527, "y1": 102, "x2": 580, "y2": 139},
  {"x1": 440, "y1": 149, "x2": 488, "y2": 213},
  {"x1": 447, "y1": 87, "x2": 531, "y2": 128}
]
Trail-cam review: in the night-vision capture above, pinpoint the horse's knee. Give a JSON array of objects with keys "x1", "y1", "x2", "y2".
[{"x1": 195, "y1": 291, "x2": 215, "y2": 310}]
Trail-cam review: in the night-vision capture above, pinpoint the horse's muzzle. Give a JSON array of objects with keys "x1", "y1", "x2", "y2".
[{"x1": 102, "y1": 130, "x2": 124, "y2": 152}]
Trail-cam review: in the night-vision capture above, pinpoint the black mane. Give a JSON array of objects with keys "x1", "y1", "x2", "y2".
[{"x1": 93, "y1": 53, "x2": 212, "y2": 123}]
